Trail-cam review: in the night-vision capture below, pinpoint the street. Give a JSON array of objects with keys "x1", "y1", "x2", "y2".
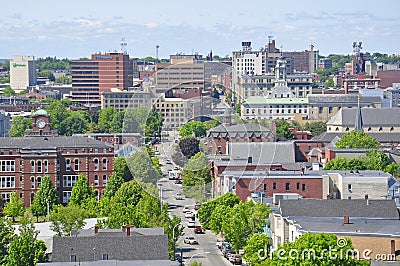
[{"x1": 155, "y1": 137, "x2": 233, "y2": 266}]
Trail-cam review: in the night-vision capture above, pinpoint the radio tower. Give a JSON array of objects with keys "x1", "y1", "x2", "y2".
[{"x1": 121, "y1": 37, "x2": 127, "y2": 54}]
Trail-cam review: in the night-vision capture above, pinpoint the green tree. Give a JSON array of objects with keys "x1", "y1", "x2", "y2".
[
  {"x1": 243, "y1": 233, "x2": 271, "y2": 266},
  {"x1": 336, "y1": 131, "x2": 379, "y2": 149},
  {"x1": 385, "y1": 162, "x2": 400, "y2": 177},
  {"x1": 104, "y1": 172, "x2": 125, "y2": 198},
  {"x1": 123, "y1": 106, "x2": 149, "y2": 134},
  {"x1": 179, "y1": 121, "x2": 207, "y2": 138},
  {"x1": 2, "y1": 86, "x2": 15, "y2": 97},
  {"x1": 59, "y1": 111, "x2": 90, "y2": 136},
  {"x1": 208, "y1": 204, "x2": 231, "y2": 234},
  {"x1": 178, "y1": 137, "x2": 200, "y2": 159},
  {"x1": 362, "y1": 149, "x2": 390, "y2": 171},
  {"x1": 203, "y1": 118, "x2": 221, "y2": 130},
  {"x1": 326, "y1": 78, "x2": 335, "y2": 87},
  {"x1": 30, "y1": 175, "x2": 59, "y2": 222},
  {"x1": 324, "y1": 157, "x2": 365, "y2": 170},
  {"x1": 46, "y1": 100, "x2": 72, "y2": 131},
  {"x1": 3, "y1": 191, "x2": 24, "y2": 222},
  {"x1": 0, "y1": 217, "x2": 13, "y2": 264},
  {"x1": 69, "y1": 174, "x2": 95, "y2": 206},
  {"x1": 302, "y1": 121, "x2": 326, "y2": 137},
  {"x1": 275, "y1": 120, "x2": 294, "y2": 140},
  {"x1": 114, "y1": 157, "x2": 133, "y2": 182},
  {"x1": 50, "y1": 204, "x2": 86, "y2": 236},
  {"x1": 198, "y1": 192, "x2": 240, "y2": 227},
  {"x1": 126, "y1": 150, "x2": 161, "y2": 184},
  {"x1": 264, "y1": 232, "x2": 370, "y2": 266},
  {"x1": 182, "y1": 152, "x2": 211, "y2": 187},
  {"x1": 98, "y1": 107, "x2": 118, "y2": 133},
  {"x1": 145, "y1": 108, "x2": 163, "y2": 140},
  {"x1": 8, "y1": 116, "x2": 32, "y2": 137},
  {"x1": 55, "y1": 76, "x2": 72, "y2": 84},
  {"x1": 151, "y1": 157, "x2": 162, "y2": 174},
  {"x1": 5, "y1": 216, "x2": 48, "y2": 265}
]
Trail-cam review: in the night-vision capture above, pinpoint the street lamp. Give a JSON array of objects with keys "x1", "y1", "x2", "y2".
[
  {"x1": 157, "y1": 183, "x2": 163, "y2": 212},
  {"x1": 188, "y1": 251, "x2": 210, "y2": 265},
  {"x1": 172, "y1": 223, "x2": 181, "y2": 261}
]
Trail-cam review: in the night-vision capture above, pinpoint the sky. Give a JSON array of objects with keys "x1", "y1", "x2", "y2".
[{"x1": 1, "y1": 0, "x2": 400, "y2": 60}]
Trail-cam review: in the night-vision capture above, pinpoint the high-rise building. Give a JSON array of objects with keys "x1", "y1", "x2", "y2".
[
  {"x1": 71, "y1": 52, "x2": 132, "y2": 107},
  {"x1": 10, "y1": 55, "x2": 36, "y2": 92}
]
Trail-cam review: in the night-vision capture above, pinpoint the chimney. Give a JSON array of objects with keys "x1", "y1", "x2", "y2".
[
  {"x1": 300, "y1": 167, "x2": 305, "y2": 175},
  {"x1": 364, "y1": 194, "x2": 368, "y2": 201},
  {"x1": 94, "y1": 225, "x2": 99, "y2": 234},
  {"x1": 326, "y1": 194, "x2": 331, "y2": 200},
  {"x1": 391, "y1": 240, "x2": 395, "y2": 256},
  {"x1": 344, "y1": 216, "x2": 350, "y2": 224},
  {"x1": 126, "y1": 226, "x2": 130, "y2": 236},
  {"x1": 122, "y1": 225, "x2": 126, "y2": 232}
]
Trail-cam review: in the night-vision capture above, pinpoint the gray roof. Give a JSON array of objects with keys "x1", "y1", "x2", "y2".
[
  {"x1": 0, "y1": 136, "x2": 112, "y2": 150},
  {"x1": 293, "y1": 217, "x2": 400, "y2": 237},
  {"x1": 38, "y1": 260, "x2": 179, "y2": 266},
  {"x1": 313, "y1": 132, "x2": 400, "y2": 143},
  {"x1": 51, "y1": 228, "x2": 168, "y2": 262},
  {"x1": 228, "y1": 142, "x2": 295, "y2": 165},
  {"x1": 279, "y1": 199, "x2": 399, "y2": 218},
  {"x1": 328, "y1": 108, "x2": 400, "y2": 127},
  {"x1": 307, "y1": 94, "x2": 381, "y2": 106}
]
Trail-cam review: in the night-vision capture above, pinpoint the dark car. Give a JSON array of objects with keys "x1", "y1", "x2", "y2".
[
  {"x1": 194, "y1": 225, "x2": 203, "y2": 234},
  {"x1": 175, "y1": 179, "x2": 182, "y2": 184},
  {"x1": 194, "y1": 203, "x2": 201, "y2": 210}
]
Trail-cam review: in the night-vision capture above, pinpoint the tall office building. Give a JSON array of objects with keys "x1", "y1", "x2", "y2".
[
  {"x1": 71, "y1": 52, "x2": 132, "y2": 107},
  {"x1": 10, "y1": 55, "x2": 36, "y2": 92}
]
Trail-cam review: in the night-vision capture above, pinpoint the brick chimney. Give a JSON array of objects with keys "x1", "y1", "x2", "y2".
[
  {"x1": 122, "y1": 225, "x2": 126, "y2": 232},
  {"x1": 344, "y1": 216, "x2": 350, "y2": 224},
  {"x1": 391, "y1": 240, "x2": 395, "y2": 256},
  {"x1": 126, "y1": 226, "x2": 130, "y2": 236},
  {"x1": 94, "y1": 225, "x2": 99, "y2": 234},
  {"x1": 364, "y1": 194, "x2": 368, "y2": 200},
  {"x1": 327, "y1": 194, "x2": 331, "y2": 200}
]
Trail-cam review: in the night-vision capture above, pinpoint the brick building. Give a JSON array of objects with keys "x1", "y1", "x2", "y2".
[
  {"x1": 205, "y1": 123, "x2": 274, "y2": 154},
  {"x1": 71, "y1": 52, "x2": 132, "y2": 107},
  {"x1": 0, "y1": 109, "x2": 114, "y2": 206}
]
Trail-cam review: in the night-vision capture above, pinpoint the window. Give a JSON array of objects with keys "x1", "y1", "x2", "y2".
[
  {"x1": 302, "y1": 184, "x2": 306, "y2": 191},
  {"x1": 70, "y1": 255, "x2": 77, "y2": 262},
  {"x1": 0, "y1": 161, "x2": 15, "y2": 172},
  {"x1": 102, "y1": 158, "x2": 107, "y2": 170},
  {"x1": 1, "y1": 192, "x2": 11, "y2": 203},
  {"x1": 74, "y1": 159, "x2": 79, "y2": 171},
  {"x1": 296, "y1": 183, "x2": 300, "y2": 190},
  {"x1": 263, "y1": 184, "x2": 267, "y2": 191},
  {"x1": 63, "y1": 175, "x2": 79, "y2": 187},
  {"x1": 31, "y1": 177, "x2": 35, "y2": 189},
  {"x1": 273, "y1": 183, "x2": 277, "y2": 190},
  {"x1": 63, "y1": 191, "x2": 72, "y2": 203},
  {"x1": 57, "y1": 160, "x2": 60, "y2": 172},
  {"x1": 37, "y1": 161, "x2": 42, "y2": 173},
  {"x1": 94, "y1": 159, "x2": 99, "y2": 170},
  {"x1": 102, "y1": 254, "x2": 109, "y2": 260},
  {"x1": 94, "y1": 175, "x2": 99, "y2": 186},
  {"x1": 0, "y1": 176, "x2": 15, "y2": 188},
  {"x1": 102, "y1": 175, "x2": 107, "y2": 186},
  {"x1": 31, "y1": 161, "x2": 35, "y2": 173},
  {"x1": 44, "y1": 161, "x2": 48, "y2": 173},
  {"x1": 285, "y1": 183, "x2": 290, "y2": 191},
  {"x1": 37, "y1": 177, "x2": 42, "y2": 187},
  {"x1": 66, "y1": 159, "x2": 71, "y2": 171},
  {"x1": 348, "y1": 184, "x2": 352, "y2": 192}
]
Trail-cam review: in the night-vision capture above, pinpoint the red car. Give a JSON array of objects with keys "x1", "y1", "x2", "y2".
[{"x1": 194, "y1": 225, "x2": 203, "y2": 234}]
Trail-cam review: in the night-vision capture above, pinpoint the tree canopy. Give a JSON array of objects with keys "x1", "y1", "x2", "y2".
[
  {"x1": 50, "y1": 204, "x2": 87, "y2": 236},
  {"x1": 179, "y1": 121, "x2": 207, "y2": 138},
  {"x1": 178, "y1": 137, "x2": 200, "y2": 159},
  {"x1": 8, "y1": 116, "x2": 32, "y2": 137},
  {"x1": 30, "y1": 175, "x2": 59, "y2": 221},
  {"x1": 324, "y1": 149, "x2": 390, "y2": 171},
  {"x1": 3, "y1": 191, "x2": 24, "y2": 222},
  {"x1": 335, "y1": 131, "x2": 379, "y2": 149}
]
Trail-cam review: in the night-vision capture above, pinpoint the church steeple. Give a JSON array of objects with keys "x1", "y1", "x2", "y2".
[{"x1": 354, "y1": 92, "x2": 363, "y2": 132}]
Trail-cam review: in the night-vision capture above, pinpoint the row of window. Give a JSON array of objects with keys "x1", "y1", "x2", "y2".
[
  {"x1": 61, "y1": 175, "x2": 107, "y2": 188},
  {"x1": 0, "y1": 176, "x2": 15, "y2": 188},
  {"x1": 0, "y1": 161, "x2": 15, "y2": 172},
  {"x1": 31, "y1": 161, "x2": 49, "y2": 173}
]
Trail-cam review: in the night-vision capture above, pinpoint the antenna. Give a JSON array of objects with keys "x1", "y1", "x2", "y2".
[
  {"x1": 120, "y1": 37, "x2": 127, "y2": 54},
  {"x1": 155, "y1": 45, "x2": 160, "y2": 62}
]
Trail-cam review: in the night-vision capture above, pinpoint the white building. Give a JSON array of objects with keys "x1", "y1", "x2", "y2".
[{"x1": 10, "y1": 55, "x2": 36, "y2": 92}]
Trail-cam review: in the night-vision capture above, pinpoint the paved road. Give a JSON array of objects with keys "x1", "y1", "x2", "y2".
[{"x1": 155, "y1": 138, "x2": 232, "y2": 266}]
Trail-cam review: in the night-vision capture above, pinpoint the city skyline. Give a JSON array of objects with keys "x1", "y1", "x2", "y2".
[{"x1": 1, "y1": 0, "x2": 400, "y2": 59}]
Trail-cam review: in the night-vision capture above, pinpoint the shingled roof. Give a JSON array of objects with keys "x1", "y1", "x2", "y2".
[
  {"x1": 279, "y1": 199, "x2": 399, "y2": 218},
  {"x1": 328, "y1": 108, "x2": 400, "y2": 127}
]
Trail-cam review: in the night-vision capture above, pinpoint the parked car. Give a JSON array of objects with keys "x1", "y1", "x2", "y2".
[
  {"x1": 223, "y1": 249, "x2": 236, "y2": 259},
  {"x1": 187, "y1": 221, "x2": 195, "y2": 228},
  {"x1": 173, "y1": 166, "x2": 179, "y2": 170},
  {"x1": 166, "y1": 159, "x2": 172, "y2": 164},
  {"x1": 216, "y1": 239, "x2": 224, "y2": 249},
  {"x1": 182, "y1": 206, "x2": 190, "y2": 213},
  {"x1": 175, "y1": 179, "x2": 182, "y2": 184},
  {"x1": 175, "y1": 193, "x2": 185, "y2": 200},
  {"x1": 194, "y1": 203, "x2": 201, "y2": 210},
  {"x1": 184, "y1": 212, "x2": 195, "y2": 219},
  {"x1": 230, "y1": 254, "x2": 242, "y2": 265},
  {"x1": 183, "y1": 236, "x2": 198, "y2": 244},
  {"x1": 193, "y1": 225, "x2": 203, "y2": 234}
]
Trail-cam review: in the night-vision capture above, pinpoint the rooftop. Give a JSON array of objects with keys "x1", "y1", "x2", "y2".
[
  {"x1": 243, "y1": 96, "x2": 308, "y2": 105},
  {"x1": 328, "y1": 108, "x2": 400, "y2": 126}
]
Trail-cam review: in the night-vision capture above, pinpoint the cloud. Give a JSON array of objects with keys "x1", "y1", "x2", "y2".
[{"x1": 146, "y1": 22, "x2": 158, "y2": 29}]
